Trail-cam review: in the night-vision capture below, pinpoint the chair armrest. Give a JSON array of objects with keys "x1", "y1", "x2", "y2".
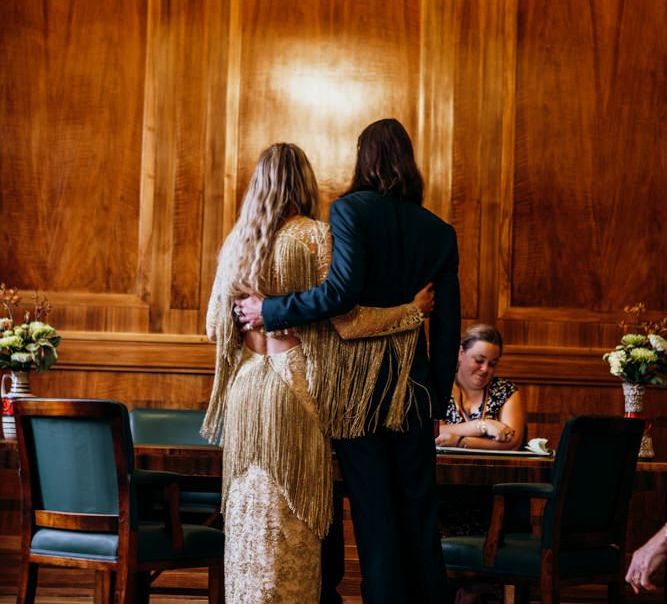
[{"x1": 492, "y1": 482, "x2": 554, "y2": 499}]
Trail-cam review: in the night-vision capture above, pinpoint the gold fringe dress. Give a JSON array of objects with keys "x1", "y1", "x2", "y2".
[{"x1": 202, "y1": 216, "x2": 424, "y2": 603}]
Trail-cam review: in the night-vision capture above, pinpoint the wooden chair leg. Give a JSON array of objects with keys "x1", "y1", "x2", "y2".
[
  {"x1": 95, "y1": 570, "x2": 115, "y2": 604},
  {"x1": 133, "y1": 572, "x2": 151, "y2": 604},
  {"x1": 208, "y1": 561, "x2": 225, "y2": 604},
  {"x1": 539, "y1": 578, "x2": 559, "y2": 604},
  {"x1": 16, "y1": 559, "x2": 38, "y2": 604},
  {"x1": 502, "y1": 584, "x2": 515, "y2": 604},
  {"x1": 540, "y1": 550, "x2": 559, "y2": 604},
  {"x1": 114, "y1": 566, "x2": 131, "y2": 604},
  {"x1": 608, "y1": 579, "x2": 626, "y2": 604}
]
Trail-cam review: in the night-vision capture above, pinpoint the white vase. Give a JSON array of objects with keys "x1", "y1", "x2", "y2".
[
  {"x1": 622, "y1": 382, "x2": 654, "y2": 459},
  {"x1": 1, "y1": 370, "x2": 34, "y2": 440}
]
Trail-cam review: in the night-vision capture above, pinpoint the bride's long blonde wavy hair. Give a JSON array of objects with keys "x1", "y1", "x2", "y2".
[{"x1": 224, "y1": 143, "x2": 319, "y2": 296}]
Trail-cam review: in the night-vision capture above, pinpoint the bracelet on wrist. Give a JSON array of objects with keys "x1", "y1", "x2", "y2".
[
  {"x1": 478, "y1": 420, "x2": 488, "y2": 436},
  {"x1": 455, "y1": 435, "x2": 465, "y2": 448}
]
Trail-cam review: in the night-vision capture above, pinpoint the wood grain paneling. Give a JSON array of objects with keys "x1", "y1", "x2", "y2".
[
  {"x1": 417, "y1": 0, "x2": 455, "y2": 221},
  {"x1": 138, "y1": 0, "x2": 230, "y2": 334},
  {"x1": 509, "y1": 0, "x2": 666, "y2": 313},
  {"x1": 27, "y1": 367, "x2": 213, "y2": 410},
  {"x1": 449, "y1": 0, "x2": 509, "y2": 321},
  {"x1": 236, "y1": 0, "x2": 421, "y2": 212},
  {"x1": 0, "y1": 0, "x2": 145, "y2": 295}
]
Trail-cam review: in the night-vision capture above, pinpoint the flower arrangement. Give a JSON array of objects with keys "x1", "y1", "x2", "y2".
[
  {"x1": 603, "y1": 303, "x2": 667, "y2": 386},
  {"x1": 0, "y1": 284, "x2": 61, "y2": 372}
]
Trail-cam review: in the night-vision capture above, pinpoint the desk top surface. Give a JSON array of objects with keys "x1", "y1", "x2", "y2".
[{"x1": 3, "y1": 439, "x2": 667, "y2": 473}]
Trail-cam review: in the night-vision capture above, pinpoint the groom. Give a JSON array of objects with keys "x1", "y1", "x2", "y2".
[{"x1": 236, "y1": 118, "x2": 460, "y2": 604}]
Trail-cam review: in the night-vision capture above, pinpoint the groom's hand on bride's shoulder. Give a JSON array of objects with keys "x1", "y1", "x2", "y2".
[{"x1": 234, "y1": 294, "x2": 265, "y2": 329}]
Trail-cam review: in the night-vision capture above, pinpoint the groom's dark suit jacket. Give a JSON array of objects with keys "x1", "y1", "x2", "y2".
[{"x1": 262, "y1": 190, "x2": 460, "y2": 420}]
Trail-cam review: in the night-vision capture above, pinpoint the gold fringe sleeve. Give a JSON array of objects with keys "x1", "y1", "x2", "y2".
[
  {"x1": 295, "y1": 220, "x2": 426, "y2": 437},
  {"x1": 331, "y1": 304, "x2": 424, "y2": 339},
  {"x1": 201, "y1": 234, "x2": 243, "y2": 446}
]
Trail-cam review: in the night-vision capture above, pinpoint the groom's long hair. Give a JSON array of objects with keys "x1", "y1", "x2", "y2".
[{"x1": 345, "y1": 118, "x2": 424, "y2": 206}]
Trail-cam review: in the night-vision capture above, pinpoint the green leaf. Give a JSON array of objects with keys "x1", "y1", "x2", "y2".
[{"x1": 37, "y1": 346, "x2": 58, "y2": 371}]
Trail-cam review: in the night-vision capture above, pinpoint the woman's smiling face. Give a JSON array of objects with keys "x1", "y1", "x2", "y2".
[{"x1": 457, "y1": 340, "x2": 501, "y2": 390}]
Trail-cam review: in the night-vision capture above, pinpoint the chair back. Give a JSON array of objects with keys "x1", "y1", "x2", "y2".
[
  {"x1": 130, "y1": 408, "x2": 212, "y2": 447},
  {"x1": 14, "y1": 398, "x2": 132, "y2": 531},
  {"x1": 543, "y1": 415, "x2": 644, "y2": 550}
]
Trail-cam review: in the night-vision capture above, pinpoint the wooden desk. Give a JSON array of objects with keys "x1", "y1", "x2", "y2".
[
  {"x1": 132, "y1": 444, "x2": 667, "y2": 551},
  {"x1": 436, "y1": 452, "x2": 552, "y2": 485},
  {"x1": 2, "y1": 440, "x2": 666, "y2": 552}
]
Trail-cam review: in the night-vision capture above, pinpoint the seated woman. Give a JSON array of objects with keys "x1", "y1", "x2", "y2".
[
  {"x1": 435, "y1": 323, "x2": 525, "y2": 450},
  {"x1": 436, "y1": 324, "x2": 527, "y2": 602}
]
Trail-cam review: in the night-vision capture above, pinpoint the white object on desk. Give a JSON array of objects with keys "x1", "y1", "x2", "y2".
[{"x1": 525, "y1": 438, "x2": 551, "y2": 456}]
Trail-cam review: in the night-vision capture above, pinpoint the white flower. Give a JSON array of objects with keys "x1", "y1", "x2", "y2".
[
  {"x1": 606, "y1": 350, "x2": 626, "y2": 377},
  {"x1": 0, "y1": 335, "x2": 22, "y2": 349},
  {"x1": 648, "y1": 334, "x2": 667, "y2": 352},
  {"x1": 10, "y1": 352, "x2": 32, "y2": 364}
]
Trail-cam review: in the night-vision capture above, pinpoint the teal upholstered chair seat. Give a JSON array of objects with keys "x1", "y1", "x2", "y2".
[
  {"x1": 31, "y1": 529, "x2": 120, "y2": 562},
  {"x1": 442, "y1": 416, "x2": 644, "y2": 604},
  {"x1": 444, "y1": 533, "x2": 620, "y2": 579},
  {"x1": 30, "y1": 523, "x2": 224, "y2": 563},
  {"x1": 14, "y1": 398, "x2": 225, "y2": 604}
]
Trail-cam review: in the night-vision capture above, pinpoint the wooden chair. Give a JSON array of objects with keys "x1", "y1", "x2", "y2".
[
  {"x1": 442, "y1": 415, "x2": 644, "y2": 604},
  {"x1": 129, "y1": 408, "x2": 222, "y2": 527},
  {"x1": 14, "y1": 398, "x2": 225, "y2": 604}
]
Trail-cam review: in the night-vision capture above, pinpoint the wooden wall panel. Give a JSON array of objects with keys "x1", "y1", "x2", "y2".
[
  {"x1": 138, "y1": 0, "x2": 231, "y2": 334},
  {"x1": 509, "y1": 0, "x2": 666, "y2": 313},
  {"x1": 29, "y1": 366, "x2": 214, "y2": 411},
  {"x1": 236, "y1": 0, "x2": 421, "y2": 212},
  {"x1": 449, "y1": 0, "x2": 508, "y2": 321},
  {"x1": 0, "y1": 0, "x2": 145, "y2": 295}
]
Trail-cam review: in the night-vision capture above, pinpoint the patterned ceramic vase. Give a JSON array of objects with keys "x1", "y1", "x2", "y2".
[
  {"x1": 622, "y1": 382, "x2": 654, "y2": 459},
  {"x1": 1, "y1": 371, "x2": 33, "y2": 440}
]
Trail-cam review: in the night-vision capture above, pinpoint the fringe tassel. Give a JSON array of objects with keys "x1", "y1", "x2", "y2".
[
  {"x1": 221, "y1": 350, "x2": 333, "y2": 539},
  {"x1": 201, "y1": 286, "x2": 241, "y2": 445},
  {"x1": 299, "y1": 329, "x2": 388, "y2": 439},
  {"x1": 383, "y1": 330, "x2": 420, "y2": 430}
]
